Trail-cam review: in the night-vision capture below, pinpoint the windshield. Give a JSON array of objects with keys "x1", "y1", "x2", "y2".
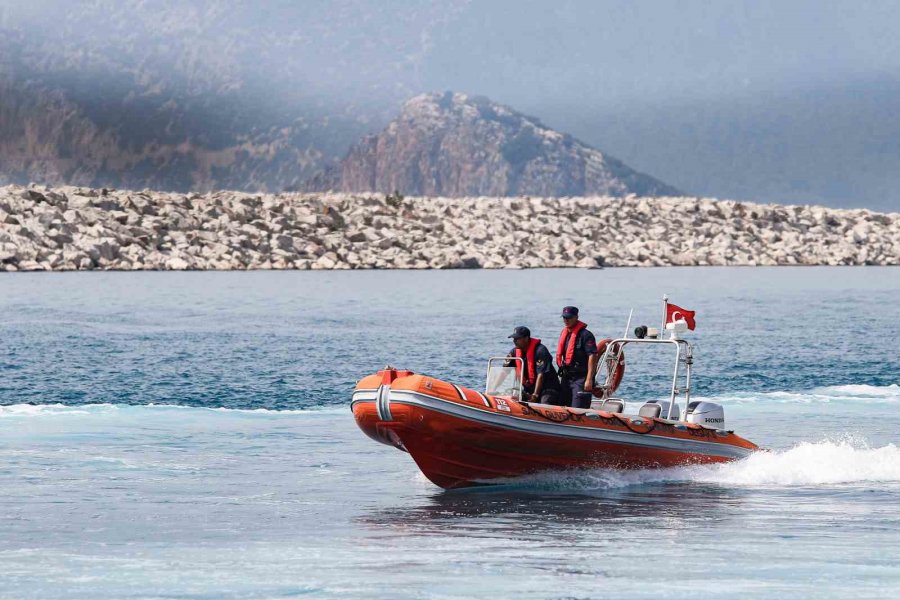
[{"x1": 485, "y1": 358, "x2": 522, "y2": 399}]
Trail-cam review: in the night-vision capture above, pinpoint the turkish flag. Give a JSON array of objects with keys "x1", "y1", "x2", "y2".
[{"x1": 666, "y1": 302, "x2": 696, "y2": 330}]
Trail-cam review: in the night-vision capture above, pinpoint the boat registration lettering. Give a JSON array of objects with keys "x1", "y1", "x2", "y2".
[{"x1": 496, "y1": 398, "x2": 511, "y2": 412}]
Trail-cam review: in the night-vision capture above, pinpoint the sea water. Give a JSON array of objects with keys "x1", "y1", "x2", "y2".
[{"x1": 0, "y1": 268, "x2": 898, "y2": 599}]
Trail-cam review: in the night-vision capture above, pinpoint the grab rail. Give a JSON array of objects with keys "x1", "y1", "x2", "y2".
[{"x1": 597, "y1": 338, "x2": 693, "y2": 420}]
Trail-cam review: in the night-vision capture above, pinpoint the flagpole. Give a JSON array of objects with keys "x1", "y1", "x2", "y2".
[{"x1": 660, "y1": 293, "x2": 668, "y2": 336}]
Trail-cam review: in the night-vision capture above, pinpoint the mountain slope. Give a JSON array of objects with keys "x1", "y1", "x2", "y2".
[
  {"x1": 0, "y1": 1, "x2": 462, "y2": 192},
  {"x1": 309, "y1": 93, "x2": 680, "y2": 197},
  {"x1": 307, "y1": 92, "x2": 679, "y2": 196}
]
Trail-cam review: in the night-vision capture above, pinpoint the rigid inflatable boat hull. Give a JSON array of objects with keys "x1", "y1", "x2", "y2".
[{"x1": 352, "y1": 371, "x2": 757, "y2": 489}]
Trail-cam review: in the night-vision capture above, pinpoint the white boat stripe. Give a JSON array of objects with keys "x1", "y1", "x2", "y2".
[
  {"x1": 352, "y1": 390, "x2": 751, "y2": 459},
  {"x1": 374, "y1": 385, "x2": 385, "y2": 421},
  {"x1": 374, "y1": 384, "x2": 393, "y2": 422}
]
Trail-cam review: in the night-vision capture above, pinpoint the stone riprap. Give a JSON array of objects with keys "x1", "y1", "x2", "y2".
[{"x1": 0, "y1": 185, "x2": 897, "y2": 271}]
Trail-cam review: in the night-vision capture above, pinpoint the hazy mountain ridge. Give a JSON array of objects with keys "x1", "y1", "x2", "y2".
[
  {"x1": 0, "y1": 1, "x2": 463, "y2": 192},
  {"x1": 0, "y1": 26, "x2": 352, "y2": 191},
  {"x1": 0, "y1": 67, "x2": 343, "y2": 192},
  {"x1": 309, "y1": 93, "x2": 680, "y2": 197},
  {"x1": 1, "y1": 1, "x2": 898, "y2": 209}
]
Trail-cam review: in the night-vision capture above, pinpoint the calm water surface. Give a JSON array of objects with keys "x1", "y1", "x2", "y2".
[{"x1": 1, "y1": 268, "x2": 898, "y2": 599}]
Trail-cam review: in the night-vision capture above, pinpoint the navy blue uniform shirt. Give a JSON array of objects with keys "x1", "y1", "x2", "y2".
[{"x1": 506, "y1": 343, "x2": 560, "y2": 390}]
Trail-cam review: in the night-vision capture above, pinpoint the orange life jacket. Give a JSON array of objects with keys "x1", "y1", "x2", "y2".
[
  {"x1": 556, "y1": 321, "x2": 587, "y2": 367},
  {"x1": 515, "y1": 337, "x2": 541, "y2": 387}
]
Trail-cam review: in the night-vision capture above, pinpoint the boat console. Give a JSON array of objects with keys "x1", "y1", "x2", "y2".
[{"x1": 485, "y1": 356, "x2": 524, "y2": 401}]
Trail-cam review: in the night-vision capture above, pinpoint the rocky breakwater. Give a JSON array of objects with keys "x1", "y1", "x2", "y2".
[{"x1": 0, "y1": 185, "x2": 897, "y2": 271}]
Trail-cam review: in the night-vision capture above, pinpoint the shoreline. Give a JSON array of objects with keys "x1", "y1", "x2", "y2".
[{"x1": 1, "y1": 185, "x2": 897, "y2": 271}]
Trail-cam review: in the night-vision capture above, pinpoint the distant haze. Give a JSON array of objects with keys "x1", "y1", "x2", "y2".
[{"x1": 1, "y1": 0, "x2": 899, "y2": 210}]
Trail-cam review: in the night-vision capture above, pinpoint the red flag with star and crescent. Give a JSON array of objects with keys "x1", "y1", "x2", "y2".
[{"x1": 665, "y1": 302, "x2": 696, "y2": 330}]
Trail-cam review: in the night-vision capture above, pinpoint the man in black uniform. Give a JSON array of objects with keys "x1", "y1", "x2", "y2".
[
  {"x1": 506, "y1": 326, "x2": 560, "y2": 404},
  {"x1": 555, "y1": 306, "x2": 599, "y2": 408}
]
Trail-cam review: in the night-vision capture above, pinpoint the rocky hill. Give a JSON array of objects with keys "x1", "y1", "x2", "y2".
[
  {"x1": 1, "y1": 185, "x2": 896, "y2": 271},
  {"x1": 308, "y1": 93, "x2": 681, "y2": 198},
  {"x1": 0, "y1": 68, "x2": 345, "y2": 193},
  {"x1": 0, "y1": 1, "x2": 461, "y2": 193}
]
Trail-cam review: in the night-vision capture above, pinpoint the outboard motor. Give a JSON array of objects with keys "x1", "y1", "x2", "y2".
[
  {"x1": 638, "y1": 399, "x2": 680, "y2": 420},
  {"x1": 685, "y1": 401, "x2": 726, "y2": 429}
]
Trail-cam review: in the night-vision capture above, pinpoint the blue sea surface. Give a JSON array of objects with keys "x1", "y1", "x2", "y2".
[{"x1": 1, "y1": 268, "x2": 898, "y2": 599}]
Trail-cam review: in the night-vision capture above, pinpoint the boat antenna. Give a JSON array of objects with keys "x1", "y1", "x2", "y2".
[
  {"x1": 660, "y1": 294, "x2": 669, "y2": 337},
  {"x1": 622, "y1": 308, "x2": 634, "y2": 338}
]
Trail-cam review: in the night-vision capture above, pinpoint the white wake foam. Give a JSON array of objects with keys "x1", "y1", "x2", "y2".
[
  {"x1": 0, "y1": 403, "x2": 112, "y2": 417},
  {"x1": 507, "y1": 440, "x2": 900, "y2": 491},
  {"x1": 0, "y1": 402, "x2": 343, "y2": 418},
  {"x1": 696, "y1": 440, "x2": 900, "y2": 486},
  {"x1": 699, "y1": 383, "x2": 900, "y2": 405}
]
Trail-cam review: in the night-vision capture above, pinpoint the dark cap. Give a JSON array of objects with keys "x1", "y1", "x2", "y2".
[
  {"x1": 561, "y1": 306, "x2": 579, "y2": 318},
  {"x1": 508, "y1": 326, "x2": 531, "y2": 339}
]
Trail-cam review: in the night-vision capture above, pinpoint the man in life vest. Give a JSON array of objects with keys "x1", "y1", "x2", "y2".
[
  {"x1": 505, "y1": 326, "x2": 560, "y2": 404},
  {"x1": 556, "y1": 306, "x2": 599, "y2": 408}
]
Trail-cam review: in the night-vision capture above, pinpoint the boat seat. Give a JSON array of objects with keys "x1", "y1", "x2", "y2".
[
  {"x1": 638, "y1": 403, "x2": 662, "y2": 418},
  {"x1": 598, "y1": 399, "x2": 625, "y2": 413},
  {"x1": 639, "y1": 400, "x2": 681, "y2": 420}
]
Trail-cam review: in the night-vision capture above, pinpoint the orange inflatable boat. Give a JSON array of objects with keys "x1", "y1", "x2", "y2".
[{"x1": 351, "y1": 324, "x2": 759, "y2": 489}]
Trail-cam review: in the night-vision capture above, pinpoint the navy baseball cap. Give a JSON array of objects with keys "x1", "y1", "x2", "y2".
[
  {"x1": 508, "y1": 326, "x2": 531, "y2": 339},
  {"x1": 561, "y1": 306, "x2": 579, "y2": 318}
]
